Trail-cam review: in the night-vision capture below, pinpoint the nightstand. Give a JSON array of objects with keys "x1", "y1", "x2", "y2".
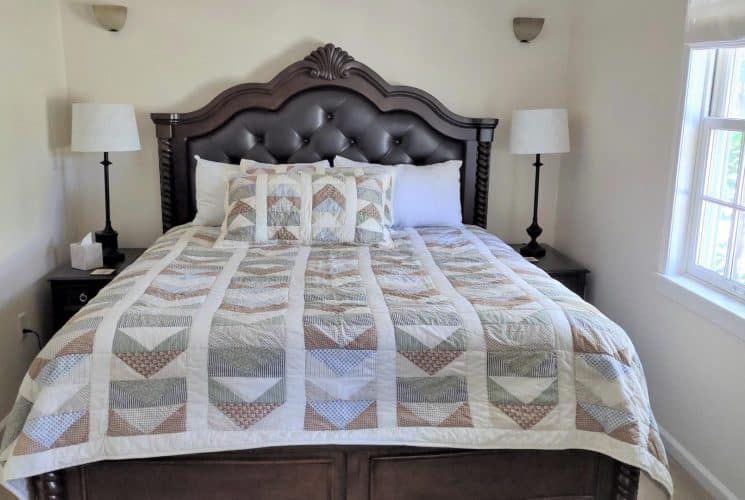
[
  {"x1": 46, "y1": 248, "x2": 145, "y2": 333},
  {"x1": 510, "y1": 244, "x2": 590, "y2": 299}
]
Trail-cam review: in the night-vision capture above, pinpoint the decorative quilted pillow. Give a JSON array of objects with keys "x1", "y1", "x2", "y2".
[
  {"x1": 216, "y1": 169, "x2": 306, "y2": 244},
  {"x1": 322, "y1": 164, "x2": 395, "y2": 230},
  {"x1": 215, "y1": 170, "x2": 393, "y2": 246},
  {"x1": 242, "y1": 160, "x2": 394, "y2": 234},
  {"x1": 309, "y1": 171, "x2": 392, "y2": 244}
]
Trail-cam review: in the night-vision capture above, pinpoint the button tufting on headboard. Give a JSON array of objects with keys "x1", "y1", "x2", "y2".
[
  {"x1": 189, "y1": 89, "x2": 463, "y2": 168},
  {"x1": 152, "y1": 43, "x2": 497, "y2": 232}
]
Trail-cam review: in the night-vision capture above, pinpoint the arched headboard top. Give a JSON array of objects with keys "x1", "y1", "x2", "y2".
[{"x1": 151, "y1": 43, "x2": 497, "y2": 232}]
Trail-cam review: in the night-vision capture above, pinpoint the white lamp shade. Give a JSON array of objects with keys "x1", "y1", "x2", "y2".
[
  {"x1": 510, "y1": 108, "x2": 570, "y2": 155},
  {"x1": 71, "y1": 103, "x2": 141, "y2": 152}
]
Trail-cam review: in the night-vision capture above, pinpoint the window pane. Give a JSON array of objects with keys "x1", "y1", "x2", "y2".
[
  {"x1": 695, "y1": 201, "x2": 734, "y2": 275},
  {"x1": 724, "y1": 48, "x2": 745, "y2": 119},
  {"x1": 733, "y1": 211, "x2": 745, "y2": 285},
  {"x1": 703, "y1": 129, "x2": 742, "y2": 203}
]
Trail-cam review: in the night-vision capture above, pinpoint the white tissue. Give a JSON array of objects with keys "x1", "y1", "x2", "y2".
[
  {"x1": 80, "y1": 232, "x2": 94, "y2": 245},
  {"x1": 70, "y1": 233, "x2": 103, "y2": 270}
]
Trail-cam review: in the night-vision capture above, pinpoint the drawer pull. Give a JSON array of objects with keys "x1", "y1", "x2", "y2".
[{"x1": 78, "y1": 292, "x2": 89, "y2": 304}]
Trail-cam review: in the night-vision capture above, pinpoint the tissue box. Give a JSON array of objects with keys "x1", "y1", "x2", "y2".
[{"x1": 70, "y1": 242, "x2": 103, "y2": 270}]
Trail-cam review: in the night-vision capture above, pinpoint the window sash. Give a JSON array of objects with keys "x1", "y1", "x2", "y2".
[
  {"x1": 709, "y1": 51, "x2": 732, "y2": 116},
  {"x1": 686, "y1": 115, "x2": 745, "y2": 298}
]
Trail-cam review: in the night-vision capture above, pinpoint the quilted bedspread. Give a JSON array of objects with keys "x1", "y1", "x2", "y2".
[{"x1": 0, "y1": 225, "x2": 672, "y2": 497}]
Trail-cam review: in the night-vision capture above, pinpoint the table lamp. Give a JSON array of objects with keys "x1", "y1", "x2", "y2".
[
  {"x1": 510, "y1": 108, "x2": 570, "y2": 258},
  {"x1": 71, "y1": 103, "x2": 140, "y2": 266}
]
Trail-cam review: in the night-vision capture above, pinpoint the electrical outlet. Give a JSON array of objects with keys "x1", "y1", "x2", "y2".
[{"x1": 17, "y1": 312, "x2": 27, "y2": 336}]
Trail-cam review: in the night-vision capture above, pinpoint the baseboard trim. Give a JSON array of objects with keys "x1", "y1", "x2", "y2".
[{"x1": 659, "y1": 426, "x2": 739, "y2": 500}]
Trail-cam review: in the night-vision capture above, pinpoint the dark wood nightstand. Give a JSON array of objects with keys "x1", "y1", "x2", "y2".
[
  {"x1": 510, "y1": 244, "x2": 590, "y2": 299},
  {"x1": 46, "y1": 248, "x2": 145, "y2": 332}
]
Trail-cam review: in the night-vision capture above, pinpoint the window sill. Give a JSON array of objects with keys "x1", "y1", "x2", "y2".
[{"x1": 655, "y1": 273, "x2": 745, "y2": 343}]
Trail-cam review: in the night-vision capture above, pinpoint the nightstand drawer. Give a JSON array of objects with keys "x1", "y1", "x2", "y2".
[
  {"x1": 59, "y1": 283, "x2": 105, "y2": 307},
  {"x1": 51, "y1": 282, "x2": 108, "y2": 330},
  {"x1": 46, "y1": 248, "x2": 146, "y2": 344}
]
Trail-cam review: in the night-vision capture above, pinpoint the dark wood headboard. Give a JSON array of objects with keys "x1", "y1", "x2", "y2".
[{"x1": 151, "y1": 44, "x2": 497, "y2": 232}]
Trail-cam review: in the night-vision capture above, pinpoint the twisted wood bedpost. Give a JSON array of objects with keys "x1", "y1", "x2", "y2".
[
  {"x1": 156, "y1": 126, "x2": 175, "y2": 233},
  {"x1": 614, "y1": 463, "x2": 640, "y2": 500},
  {"x1": 36, "y1": 471, "x2": 65, "y2": 500},
  {"x1": 474, "y1": 140, "x2": 492, "y2": 228}
]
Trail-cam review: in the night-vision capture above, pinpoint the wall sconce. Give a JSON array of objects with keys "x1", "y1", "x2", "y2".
[
  {"x1": 93, "y1": 4, "x2": 127, "y2": 32},
  {"x1": 513, "y1": 17, "x2": 544, "y2": 43}
]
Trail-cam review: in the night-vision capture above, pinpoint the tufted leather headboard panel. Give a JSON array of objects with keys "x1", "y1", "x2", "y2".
[
  {"x1": 152, "y1": 44, "x2": 497, "y2": 231},
  {"x1": 189, "y1": 89, "x2": 463, "y2": 167}
]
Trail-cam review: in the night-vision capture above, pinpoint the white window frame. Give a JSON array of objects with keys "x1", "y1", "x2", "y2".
[{"x1": 660, "y1": 47, "x2": 745, "y2": 341}]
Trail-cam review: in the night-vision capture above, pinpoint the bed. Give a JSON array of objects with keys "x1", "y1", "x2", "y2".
[{"x1": 0, "y1": 44, "x2": 670, "y2": 499}]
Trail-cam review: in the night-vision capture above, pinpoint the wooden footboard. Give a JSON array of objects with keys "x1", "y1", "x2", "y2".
[{"x1": 32, "y1": 447, "x2": 639, "y2": 500}]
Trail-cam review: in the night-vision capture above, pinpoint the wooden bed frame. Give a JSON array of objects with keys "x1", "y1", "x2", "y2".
[
  {"x1": 32, "y1": 44, "x2": 640, "y2": 499},
  {"x1": 35, "y1": 446, "x2": 640, "y2": 499}
]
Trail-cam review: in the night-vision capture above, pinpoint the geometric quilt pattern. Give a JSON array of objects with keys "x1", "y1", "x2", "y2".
[
  {"x1": 371, "y1": 237, "x2": 472, "y2": 427},
  {"x1": 353, "y1": 174, "x2": 391, "y2": 245},
  {"x1": 304, "y1": 246, "x2": 377, "y2": 430},
  {"x1": 310, "y1": 173, "x2": 348, "y2": 243},
  {"x1": 106, "y1": 242, "x2": 228, "y2": 437},
  {"x1": 308, "y1": 171, "x2": 392, "y2": 245},
  {"x1": 327, "y1": 164, "x2": 394, "y2": 229},
  {"x1": 0, "y1": 224, "x2": 671, "y2": 496},
  {"x1": 208, "y1": 245, "x2": 295, "y2": 431},
  {"x1": 472, "y1": 227, "x2": 667, "y2": 466},
  {"x1": 420, "y1": 227, "x2": 558, "y2": 430},
  {"x1": 220, "y1": 171, "x2": 304, "y2": 244}
]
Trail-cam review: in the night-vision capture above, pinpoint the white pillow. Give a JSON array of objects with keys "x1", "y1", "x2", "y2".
[
  {"x1": 193, "y1": 156, "x2": 241, "y2": 226},
  {"x1": 239, "y1": 158, "x2": 330, "y2": 172},
  {"x1": 334, "y1": 156, "x2": 463, "y2": 227}
]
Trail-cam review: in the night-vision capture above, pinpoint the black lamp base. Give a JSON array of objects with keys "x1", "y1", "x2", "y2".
[
  {"x1": 520, "y1": 240, "x2": 546, "y2": 259},
  {"x1": 521, "y1": 153, "x2": 546, "y2": 260},
  {"x1": 96, "y1": 227, "x2": 124, "y2": 266},
  {"x1": 96, "y1": 151, "x2": 124, "y2": 267}
]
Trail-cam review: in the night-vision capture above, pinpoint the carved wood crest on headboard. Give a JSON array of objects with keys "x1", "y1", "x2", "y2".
[{"x1": 151, "y1": 44, "x2": 497, "y2": 232}]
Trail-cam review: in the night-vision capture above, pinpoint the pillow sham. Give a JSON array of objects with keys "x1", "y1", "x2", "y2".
[
  {"x1": 323, "y1": 163, "x2": 395, "y2": 229},
  {"x1": 239, "y1": 160, "x2": 396, "y2": 231},
  {"x1": 333, "y1": 156, "x2": 463, "y2": 227},
  {"x1": 215, "y1": 169, "x2": 393, "y2": 247},
  {"x1": 193, "y1": 156, "x2": 241, "y2": 226}
]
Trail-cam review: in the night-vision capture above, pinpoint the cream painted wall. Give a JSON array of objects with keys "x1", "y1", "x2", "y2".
[
  {"x1": 57, "y1": 0, "x2": 572, "y2": 248},
  {"x1": 4, "y1": 0, "x2": 739, "y2": 496},
  {"x1": 0, "y1": 1, "x2": 71, "y2": 414},
  {"x1": 558, "y1": 1, "x2": 745, "y2": 497}
]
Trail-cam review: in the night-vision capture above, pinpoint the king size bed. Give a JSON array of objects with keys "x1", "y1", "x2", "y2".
[{"x1": 0, "y1": 44, "x2": 670, "y2": 499}]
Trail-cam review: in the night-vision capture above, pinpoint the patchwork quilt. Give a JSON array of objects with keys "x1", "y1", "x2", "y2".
[{"x1": 0, "y1": 225, "x2": 672, "y2": 497}]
